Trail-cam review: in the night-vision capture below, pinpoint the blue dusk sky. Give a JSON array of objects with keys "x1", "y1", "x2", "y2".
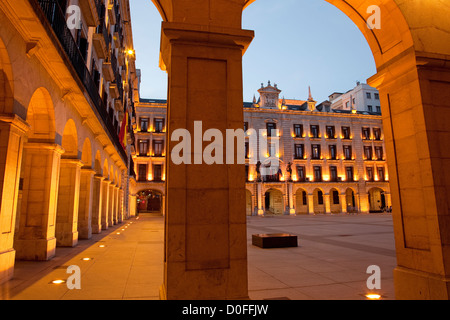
[{"x1": 130, "y1": 0, "x2": 376, "y2": 103}]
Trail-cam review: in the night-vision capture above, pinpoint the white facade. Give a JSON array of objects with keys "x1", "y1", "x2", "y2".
[{"x1": 330, "y1": 83, "x2": 381, "y2": 114}]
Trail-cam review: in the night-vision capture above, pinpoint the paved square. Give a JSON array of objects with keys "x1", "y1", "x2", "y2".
[{"x1": 0, "y1": 214, "x2": 395, "y2": 300}]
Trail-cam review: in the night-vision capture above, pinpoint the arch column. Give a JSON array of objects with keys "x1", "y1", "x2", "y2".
[
  {"x1": 113, "y1": 185, "x2": 120, "y2": 224},
  {"x1": 369, "y1": 51, "x2": 450, "y2": 299},
  {"x1": 307, "y1": 194, "x2": 314, "y2": 215},
  {"x1": 118, "y1": 188, "x2": 124, "y2": 223},
  {"x1": 101, "y1": 179, "x2": 110, "y2": 230},
  {"x1": 340, "y1": 194, "x2": 347, "y2": 214},
  {"x1": 324, "y1": 193, "x2": 331, "y2": 215},
  {"x1": 78, "y1": 167, "x2": 95, "y2": 239},
  {"x1": 91, "y1": 174, "x2": 104, "y2": 234},
  {"x1": 0, "y1": 115, "x2": 28, "y2": 283},
  {"x1": 160, "y1": 21, "x2": 253, "y2": 300},
  {"x1": 55, "y1": 158, "x2": 83, "y2": 247},
  {"x1": 256, "y1": 183, "x2": 264, "y2": 215},
  {"x1": 108, "y1": 182, "x2": 115, "y2": 226},
  {"x1": 14, "y1": 142, "x2": 64, "y2": 260}
]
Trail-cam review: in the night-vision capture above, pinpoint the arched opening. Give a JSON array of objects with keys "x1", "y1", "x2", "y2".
[
  {"x1": 81, "y1": 138, "x2": 92, "y2": 168},
  {"x1": 61, "y1": 119, "x2": 78, "y2": 158},
  {"x1": 368, "y1": 187, "x2": 386, "y2": 213},
  {"x1": 345, "y1": 188, "x2": 358, "y2": 213},
  {"x1": 25, "y1": 87, "x2": 56, "y2": 142},
  {"x1": 148, "y1": 0, "x2": 450, "y2": 300},
  {"x1": 313, "y1": 188, "x2": 325, "y2": 214},
  {"x1": 264, "y1": 188, "x2": 283, "y2": 215},
  {"x1": 94, "y1": 151, "x2": 102, "y2": 174},
  {"x1": 330, "y1": 188, "x2": 340, "y2": 214},
  {"x1": 295, "y1": 188, "x2": 308, "y2": 215},
  {"x1": 246, "y1": 189, "x2": 253, "y2": 216},
  {"x1": 137, "y1": 189, "x2": 163, "y2": 215}
]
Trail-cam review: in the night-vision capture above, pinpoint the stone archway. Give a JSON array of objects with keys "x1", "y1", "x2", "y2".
[
  {"x1": 149, "y1": 0, "x2": 450, "y2": 300},
  {"x1": 264, "y1": 188, "x2": 283, "y2": 215},
  {"x1": 295, "y1": 188, "x2": 308, "y2": 215},
  {"x1": 137, "y1": 189, "x2": 163, "y2": 215}
]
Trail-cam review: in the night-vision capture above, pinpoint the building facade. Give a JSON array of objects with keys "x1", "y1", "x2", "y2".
[
  {"x1": 330, "y1": 82, "x2": 382, "y2": 113},
  {"x1": 0, "y1": 0, "x2": 137, "y2": 284},
  {"x1": 130, "y1": 81, "x2": 391, "y2": 217}
]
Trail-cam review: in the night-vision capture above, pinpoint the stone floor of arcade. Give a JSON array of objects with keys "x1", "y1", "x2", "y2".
[{"x1": 0, "y1": 214, "x2": 396, "y2": 300}]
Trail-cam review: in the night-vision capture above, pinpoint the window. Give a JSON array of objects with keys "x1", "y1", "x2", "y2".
[
  {"x1": 294, "y1": 144, "x2": 305, "y2": 159},
  {"x1": 343, "y1": 145, "x2": 352, "y2": 160},
  {"x1": 366, "y1": 92, "x2": 372, "y2": 99},
  {"x1": 314, "y1": 166, "x2": 322, "y2": 182},
  {"x1": 368, "y1": 105, "x2": 373, "y2": 113},
  {"x1": 373, "y1": 128, "x2": 381, "y2": 140},
  {"x1": 138, "y1": 164, "x2": 147, "y2": 182},
  {"x1": 310, "y1": 125, "x2": 320, "y2": 138},
  {"x1": 364, "y1": 146, "x2": 373, "y2": 160},
  {"x1": 329, "y1": 145, "x2": 337, "y2": 160},
  {"x1": 376, "y1": 106, "x2": 381, "y2": 113},
  {"x1": 332, "y1": 190, "x2": 340, "y2": 205},
  {"x1": 293, "y1": 124, "x2": 303, "y2": 138},
  {"x1": 153, "y1": 140, "x2": 163, "y2": 157},
  {"x1": 346, "y1": 166, "x2": 354, "y2": 182},
  {"x1": 153, "y1": 164, "x2": 162, "y2": 181},
  {"x1": 362, "y1": 127, "x2": 371, "y2": 140},
  {"x1": 154, "y1": 118, "x2": 165, "y2": 133},
  {"x1": 312, "y1": 145, "x2": 321, "y2": 159},
  {"x1": 326, "y1": 126, "x2": 335, "y2": 139},
  {"x1": 140, "y1": 117, "x2": 149, "y2": 132},
  {"x1": 266, "y1": 122, "x2": 277, "y2": 137},
  {"x1": 297, "y1": 166, "x2": 306, "y2": 182},
  {"x1": 377, "y1": 166, "x2": 385, "y2": 181},
  {"x1": 375, "y1": 93, "x2": 379, "y2": 100},
  {"x1": 341, "y1": 126, "x2": 351, "y2": 139},
  {"x1": 244, "y1": 122, "x2": 249, "y2": 132},
  {"x1": 138, "y1": 139, "x2": 149, "y2": 156},
  {"x1": 330, "y1": 166, "x2": 338, "y2": 182},
  {"x1": 345, "y1": 101, "x2": 349, "y2": 109},
  {"x1": 375, "y1": 146, "x2": 383, "y2": 160},
  {"x1": 302, "y1": 191, "x2": 307, "y2": 205},
  {"x1": 367, "y1": 167, "x2": 374, "y2": 181},
  {"x1": 317, "y1": 190, "x2": 324, "y2": 205}
]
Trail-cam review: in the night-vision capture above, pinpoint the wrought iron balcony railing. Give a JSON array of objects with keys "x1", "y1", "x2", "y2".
[{"x1": 31, "y1": 0, "x2": 127, "y2": 163}]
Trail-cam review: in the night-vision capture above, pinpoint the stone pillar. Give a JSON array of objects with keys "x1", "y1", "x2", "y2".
[
  {"x1": 256, "y1": 183, "x2": 264, "y2": 215},
  {"x1": 288, "y1": 183, "x2": 295, "y2": 215},
  {"x1": 55, "y1": 158, "x2": 83, "y2": 247},
  {"x1": 358, "y1": 193, "x2": 368, "y2": 214},
  {"x1": 369, "y1": 51, "x2": 450, "y2": 299},
  {"x1": 160, "y1": 22, "x2": 253, "y2": 300},
  {"x1": 324, "y1": 193, "x2": 331, "y2": 214},
  {"x1": 78, "y1": 167, "x2": 95, "y2": 239},
  {"x1": 118, "y1": 188, "x2": 124, "y2": 223},
  {"x1": 308, "y1": 194, "x2": 314, "y2": 215},
  {"x1": 14, "y1": 142, "x2": 64, "y2": 260},
  {"x1": 0, "y1": 115, "x2": 28, "y2": 283},
  {"x1": 101, "y1": 179, "x2": 110, "y2": 230},
  {"x1": 129, "y1": 194, "x2": 136, "y2": 217},
  {"x1": 340, "y1": 194, "x2": 348, "y2": 214},
  {"x1": 91, "y1": 174, "x2": 104, "y2": 234},
  {"x1": 108, "y1": 182, "x2": 115, "y2": 226},
  {"x1": 113, "y1": 185, "x2": 119, "y2": 224}
]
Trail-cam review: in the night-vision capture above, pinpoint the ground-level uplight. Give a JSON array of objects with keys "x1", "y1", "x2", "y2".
[
  {"x1": 365, "y1": 293, "x2": 382, "y2": 300},
  {"x1": 50, "y1": 279, "x2": 66, "y2": 285}
]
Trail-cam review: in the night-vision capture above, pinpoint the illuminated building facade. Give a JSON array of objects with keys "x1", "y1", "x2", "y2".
[
  {"x1": 0, "y1": 0, "x2": 137, "y2": 284},
  {"x1": 130, "y1": 81, "x2": 391, "y2": 216}
]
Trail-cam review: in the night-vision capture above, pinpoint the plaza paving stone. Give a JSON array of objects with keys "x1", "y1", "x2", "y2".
[{"x1": 0, "y1": 213, "x2": 395, "y2": 300}]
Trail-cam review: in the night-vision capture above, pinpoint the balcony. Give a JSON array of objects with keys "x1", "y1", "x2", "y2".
[
  {"x1": 31, "y1": 0, "x2": 127, "y2": 163},
  {"x1": 93, "y1": 20, "x2": 110, "y2": 59},
  {"x1": 108, "y1": 0, "x2": 117, "y2": 25},
  {"x1": 109, "y1": 83, "x2": 120, "y2": 99},
  {"x1": 79, "y1": 0, "x2": 103, "y2": 27},
  {"x1": 102, "y1": 61, "x2": 114, "y2": 82}
]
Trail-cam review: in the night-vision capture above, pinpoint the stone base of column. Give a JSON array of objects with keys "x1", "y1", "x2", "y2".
[
  {"x1": 91, "y1": 223, "x2": 102, "y2": 234},
  {"x1": 56, "y1": 231, "x2": 78, "y2": 247},
  {"x1": 0, "y1": 249, "x2": 15, "y2": 284},
  {"x1": 14, "y1": 238, "x2": 56, "y2": 261},
  {"x1": 394, "y1": 266, "x2": 450, "y2": 300},
  {"x1": 78, "y1": 227, "x2": 92, "y2": 240},
  {"x1": 289, "y1": 208, "x2": 296, "y2": 215}
]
